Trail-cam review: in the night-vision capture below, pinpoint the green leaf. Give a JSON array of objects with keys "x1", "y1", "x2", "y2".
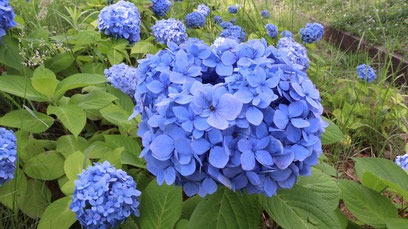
[
  {"x1": 261, "y1": 185, "x2": 341, "y2": 229},
  {"x1": 98, "y1": 147, "x2": 123, "y2": 169},
  {"x1": 61, "y1": 179, "x2": 75, "y2": 196},
  {"x1": 385, "y1": 218, "x2": 408, "y2": 229},
  {"x1": 44, "y1": 53, "x2": 75, "y2": 74},
  {"x1": 131, "y1": 41, "x2": 159, "y2": 55},
  {"x1": 314, "y1": 161, "x2": 338, "y2": 177},
  {"x1": 338, "y1": 180, "x2": 398, "y2": 228},
  {"x1": 139, "y1": 180, "x2": 183, "y2": 229},
  {"x1": 0, "y1": 109, "x2": 54, "y2": 133},
  {"x1": 0, "y1": 75, "x2": 49, "y2": 102},
  {"x1": 82, "y1": 62, "x2": 105, "y2": 75},
  {"x1": 20, "y1": 180, "x2": 51, "y2": 218},
  {"x1": 100, "y1": 103, "x2": 137, "y2": 130},
  {"x1": 175, "y1": 219, "x2": 189, "y2": 229},
  {"x1": 187, "y1": 188, "x2": 262, "y2": 229},
  {"x1": 104, "y1": 135, "x2": 145, "y2": 168},
  {"x1": 69, "y1": 89, "x2": 117, "y2": 110},
  {"x1": 106, "y1": 85, "x2": 134, "y2": 112},
  {"x1": 31, "y1": 66, "x2": 58, "y2": 97},
  {"x1": 37, "y1": 197, "x2": 76, "y2": 229},
  {"x1": 56, "y1": 135, "x2": 88, "y2": 158},
  {"x1": 107, "y1": 49, "x2": 125, "y2": 65},
  {"x1": 54, "y1": 73, "x2": 107, "y2": 98},
  {"x1": 24, "y1": 151, "x2": 65, "y2": 180},
  {"x1": 84, "y1": 141, "x2": 113, "y2": 159},
  {"x1": 47, "y1": 104, "x2": 86, "y2": 137},
  {"x1": 353, "y1": 157, "x2": 408, "y2": 198},
  {"x1": 0, "y1": 170, "x2": 27, "y2": 209},
  {"x1": 0, "y1": 36, "x2": 24, "y2": 71},
  {"x1": 181, "y1": 196, "x2": 201, "y2": 219},
  {"x1": 297, "y1": 168, "x2": 341, "y2": 210},
  {"x1": 64, "y1": 151, "x2": 92, "y2": 180},
  {"x1": 76, "y1": 30, "x2": 101, "y2": 46},
  {"x1": 321, "y1": 117, "x2": 346, "y2": 145}
]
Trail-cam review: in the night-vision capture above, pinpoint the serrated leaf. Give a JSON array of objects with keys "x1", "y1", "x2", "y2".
[
  {"x1": 24, "y1": 151, "x2": 65, "y2": 180},
  {"x1": 98, "y1": 147, "x2": 123, "y2": 169},
  {"x1": 54, "y1": 73, "x2": 107, "y2": 98},
  {"x1": 69, "y1": 89, "x2": 117, "y2": 110},
  {"x1": 37, "y1": 197, "x2": 76, "y2": 229},
  {"x1": 76, "y1": 30, "x2": 101, "y2": 46},
  {"x1": 100, "y1": 103, "x2": 137, "y2": 130},
  {"x1": 31, "y1": 66, "x2": 58, "y2": 98},
  {"x1": 106, "y1": 85, "x2": 134, "y2": 112},
  {"x1": 0, "y1": 75, "x2": 49, "y2": 102},
  {"x1": 0, "y1": 109, "x2": 54, "y2": 133},
  {"x1": 64, "y1": 151, "x2": 91, "y2": 180},
  {"x1": 84, "y1": 141, "x2": 113, "y2": 159},
  {"x1": 139, "y1": 180, "x2": 183, "y2": 229},
  {"x1": 47, "y1": 104, "x2": 86, "y2": 137},
  {"x1": 321, "y1": 117, "x2": 345, "y2": 145}
]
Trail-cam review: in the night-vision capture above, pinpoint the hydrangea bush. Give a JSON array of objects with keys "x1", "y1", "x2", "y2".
[
  {"x1": 281, "y1": 30, "x2": 293, "y2": 38},
  {"x1": 97, "y1": 1, "x2": 141, "y2": 44},
  {"x1": 0, "y1": 127, "x2": 17, "y2": 186},
  {"x1": 185, "y1": 11, "x2": 206, "y2": 28},
  {"x1": 151, "y1": 18, "x2": 188, "y2": 45},
  {"x1": 151, "y1": 0, "x2": 172, "y2": 17},
  {"x1": 132, "y1": 37, "x2": 327, "y2": 197},
  {"x1": 104, "y1": 63, "x2": 138, "y2": 98},
  {"x1": 0, "y1": 0, "x2": 17, "y2": 42},
  {"x1": 70, "y1": 161, "x2": 141, "y2": 229},
  {"x1": 300, "y1": 22, "x2": 324, "y2": 44},
  {"x1": 356, "y1": 64, "x2": 376, "y2": 83}
]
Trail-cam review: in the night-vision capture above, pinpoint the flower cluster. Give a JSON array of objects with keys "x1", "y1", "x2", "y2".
[
  {"x1": 151, "y1": 18, "x2": 188, "y2": 45},
  {"x1": 230, "y1": 18, "x2": 236, "y2": 24},
  {"x1": 228, "y1": 5, "x2": 238, "y2": 14},
  {"x1": 98, "y1": 1, "x2": 141, "y2": 44},
  {"x1": 0, "y1": 0, "x2": 17, "y2": 42},
  {"x1": 281, "y1": 30, "x2": 293, "y2": 38},
  {"x1": 262, "y1": 10, "x2": 270, "y2": 19},
  {"x1": 70, "y1": 161, "x2": 141, "y2": 229},
  {"x1": 356, "y1": 64, "x2": 376, "y2": 83},
  {"x1": 219, "y1": 22, "x2": 246, "y2": 42},
  {"x1": 104, "y1": 63, "x2": 138, "y2": 98},
  {"x1": 197, "y1": 4, "x2": 210, "y2": 17},
  {"x1": 395, "y1": 154, "x2": 408, "y2": 170},
  {"x1": 300, "y1": 22, "x2": 324, "y2": 44},
  {"x1": 185, "y1": 11, "x2": 206, "y2": 28},
  {"x1": 213, "y1": 16, "x2": 222, "y2": 24},
  {"x1": 277, "y1": 37, "x2": 309, "y2": 72},
  {"x1": 151, "y1": 0, "x2": 172, "y2": 17},
  {"x1": 0, "y1": 127, "x2": 17, "y2": 186},
  {"x1": 132, "y1": 38, "x2": 327, "y2": 197},
  {"x1": 265, "y1": 23, "x2": 278, "y2": 38}
]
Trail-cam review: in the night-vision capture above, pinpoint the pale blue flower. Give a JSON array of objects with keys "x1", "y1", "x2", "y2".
[
  {"x1": 151, "y1": 18, "x2": 187, "y2": 45},
  {"x1": 395, "y1": 154, "x2": 408, "y2": 170},
  {"x1": 356, "y1": 64, "x2": 376, "y2": 83},
  {"x1": 185, "y1": 11, "x2": 206, "y2": 28},
  {"x1": 300, "y1": 22, "x2": 324, "y2": 44},
  {"x1": 0, "y1": 127, "x2": 17, "y2": 186},
  {"x1": 197, "y1": 4, "x2": 210, "y2": 17}
]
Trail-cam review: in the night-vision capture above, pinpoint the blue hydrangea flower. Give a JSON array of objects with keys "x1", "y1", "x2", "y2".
[
  {"x1": 356, "y1": 64, "x2": 376, "y2": 83},
  {"x1": 104, "y1": 63, "x2": 138, "y2": 98},
  {"x1": 151, "y1": 18, "x2": 187, "y2": 45},
  {"x1": 213, "y1": 16, "x2": 222, "y2": 24},
  {"x1": 277, "y1": 37, "x2": 309, "y2": 72},
  {"x1": 262, "y1": 10, "x2": 270, "y2": 19},
  {"x1": 0, "y1": 0, "x2": 17, "y2": 42},
  {"x1": 151, "y1": 0, "x2": 172, "y2": 17},
  {"x1": 281, "y1": 30, "x2": 292, "y2": 38},
  {"x1": 300, "y1": 22, "x2": 324, "y2": 44},
  {"x1": 228, "y1": 5, "x2": 238, "y2": 14},
  {"x1": 197, "y1": 4, "x2": 210, "y2": 17},
  {"x1": 220, "y1": 21, "x2": 233, "y2": 29},
  {"x1": 185, "y1": 11, "x2": 206, "y2": 28},
  {"x1": 265, "y1": 23, "x2": 278, "y2": 38},
  {"x1": 395, "y1": 154, "x2": 408, "y2": 170},
  {"x1": 70, "y1": 161, "x2": 141, "y2": 229},
  {"x1": 220, "y1": 24, "x2": 246, "y2": 42},
  {"x1": 0, "y1": 127, "x2": 17, "y2": 186},
  {"x1": 230, "y1": 18, "x2": 236, "y2": 24},
  {"x1": 98, "y1": 1, "x2": 141, "y2": 44}
]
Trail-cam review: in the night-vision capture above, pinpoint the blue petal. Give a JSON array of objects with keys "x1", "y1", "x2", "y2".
[
  {"x1": 273, "y1": 110, "x2": 289, "y2": 129},
  {"x1": 191, "y1": 138, "x2": 211, "y2": 155},
  {"x1": 241, "y1": 152, "x2": 255, "y2": 170},
  {"x1": 175, "y1": 50, "x2": 188, "y2": 71},
  {"x1": 193, "y1": 89, "x2": 210, "y2": 108},
  {"x1": 208, "y1": 129, "x2": 223, "y2": 145},
  {"x1": 193, "y1": 116, "x2": 210, "y2": 131},
  {"x1": 216, "y1": 62, "x2": 233, "y2": 76},
  {"x1": 209, "y1": 146, "x2": 229, "y2": 168},
  {"x1": 291, "y1": 144, "x2": 310, "y2": 161},
  {"x1": 232, "y1": 174, "x2": 248, "y2": 190},
  {"x1": 237, "y1": 139, "x2": 252, "y2": 153},
  {"x1": 246, "y1": 171, "x2": 261, "y2": 185},
  {"x1": 164, "y1": 167, "x2": 176, "y2": 185},
  {"x1": 180, "y1": 160, "x2": 196, "y2": 176},
  {"x1": 170, "y1": 71, "x2": 185, "y2": 84},
  {"x1": 288, "y1": 101, "x2": 304, "y2": 117},
  {"x1": 184, "y1": 182, "x2": 199, "y2": 196},
  {"x1": 221, "y1": 51, "x2": 236, "y2": 66},
  {"x1": 291, "y1": 118, "x2": 310, "y2": 128},
  {"x1": 246, "y1": 106, "x2": 263, "y2": 125},
  {"x1": 150, "y1": 134, "x2": 174, "y2": 161},
  {"x1": 172, "y1": 106, "x2": 190, "y2": 121},
  {"x1": 147, "y1": 80, "x2": 164, "y2": 94},
  {"x1": 208, "y1": 112, "x2": 229, "y2": 130},
  {"x1": 264, "y1": 177, "x2": 277, "y2": 197},
  {"x1": 255, "y1": 150, "x2": 273, "y2": 166},
  {"x1": 234, "y1": 87, "x2": 254, "y2": 103},
  {"x1": 216, "y1": 94, "x2": 243, "y2": 120},
  {"x1": 273, "y1": 151, "x2": 294, "y2": 170},
  {"x1": 202, "y1": 178, "x2": 217, "y2": 194}
]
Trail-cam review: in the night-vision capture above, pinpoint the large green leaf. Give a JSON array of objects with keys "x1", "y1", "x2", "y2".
[
  {"x1": 64, "y1": 151, "x2": 92, "y2": 180},
  {"x1": 385, "y1": 218, "x2": 408, "y2": 229},
  {"x1": 353, "y1": 157, "x2": 408, "y2": 198},
  {"x1": 44, "y1": 53, "x2": 75, "y2": 74},
  {"x1": 0, "y1": 109, "x2": 54, "y2": 133},
  {"x1": 0, "y1": 75, "x2": 49, "y2": 102},
  {"x1": 37, "y1": 197, "x2": 77, "y2": 229},
  {"x1": 47, "y1": 104, "x2": 86, "y2": 137},
  {"x1": 69, "y1": 89, "x2": 117, "y2": 110},
  {"x1": 106, "y1": 85, "x2": 134, "y2": 112},
  {"x1": 131, "y1": 41, "x2": 159, "y2": 55},
  {"x1": 187, "y1": 188, "x2": 262, "y2": 229},
  {"x1": 54, "y1": 73, "x2": 107, "y2": 97},
  {"x1": 56, "y1": 135, "x2": 88, "y2": 158},
  {"x1": 76, "y1": 30, "x2": 101, "y2": 46},
  {"x1": 261, "y1": 185, "x2": 341, "y2": 229},
  {"x1": 100, "y1": 103, "x2": 137, "y2": 130},
  {"x1": 20, "y1": 180, "x2": 51, "y2": 218},
  {"x1": 139, "y1": 180, "x2": 183, "y2": 229},
  {"x1": 297, "y1": 167, "x2": 341, "y2": 210},
  {"x1": 24, "y1": 151, "x2": 65, "y2": 180},
  {"x1": 104, "y1": 135, "x2": 145, "y2": 168},
  {"x1": 321, "y1": 117, "x2": 345, "y2": 145},
  {"x1": 0, "y1": 36, "x2": 24, "y2": 71},
  {"x1": 31, "y1": 66, "x2": 58, "y2": 98},
  {"x1": 338, "y1": 180, "x2": 398, "y2": 228}
]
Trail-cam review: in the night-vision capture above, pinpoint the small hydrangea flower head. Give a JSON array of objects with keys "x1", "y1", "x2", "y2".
[
  {"x1": 70, "y1": 161, "x2": 141, "y2": 229},
  {"x1": 261, "y1": 10, "x2": 270, "y2": 19},
  {"x1": 98, "y1": 1, "x2": 141, "y2": 44},
  {"x1": 228, "y1": 5, "x2": 238, "y2": 14},
  {"x1": 197, "y1": 4, "x2": 210, "y2": 17},
  {"x1": 185, "y1": 11, "x2": 206, "y2": 28},
  {"x1": 395, "y1": 154, "x2": 408, "y2": 170},
  {"x1": 220, "y1": 24, "x2": 246, "y2": 42},
  {"x1": 0, "y1": 0, "x2": 17, "y2": 42},
  {"x1": 300, "y1": 22, "x2": 324, "y2": 44},
  {"x1": 265, "y1": 23, "x2": 278, "y2": 38},
  {"x1": 104, "y1": 63, "x2": 138, "y2": 98},
  {"x1": 0, "y1": 127, "x2": 17, "y2": 186},
  {"x1": 151, "y1": 0, "x2": 172, "y2": 17},
  {"x1": 230, "y1": 18, "x2": 236, "y2": 24},
  {"x1": 278, "y1": 37, "x2": 309, "y2": 72},
  {"x1": 281, "y1": 30, "x2": 292, "y2": 38},
  {"x1": 220, "y1": 21, "x2": 233, "y2": 29},
  {"x1": 213, "y1": 16, "x2": 222, "y2": 24},
  {"x1": 151, "y1": 18, "x2": 188, "y2": 45},
  {"x1": 356, "y1": 64, "x2": 376, "y2": 83}
]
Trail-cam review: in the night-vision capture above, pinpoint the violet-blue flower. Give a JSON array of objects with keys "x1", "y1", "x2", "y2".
[
  {"x1": 185, "y1": 11, "x2": 206, "y2": 28},
  {"x1": 300, "y1": 22, "x2": 324, "y2": 44},
  {"x1": 151, "y1": 18, "x2": 187, "y2": 45},
  {"x1": 265, "y1": 23, "x2": 278, "y2": 38},
  {"x1": 0, "y1": 0, "x2": 17, "y2": 42},
  {"x1": 197, "y1": 4, "x2": 210, "y2": 17},
  {"x1": 281, "y1": 30, "x2": 292, "y2": 38},
  {"x1": 0, "y1": 127, "x2": 17, "y2": 186},
  {"x1": 395, "y1": 154, "x2": 408, "y2": 170},
  {"x1": 104, "y1": 63, "x2": 138, "y2": 98},
  {"x1": 278, "y1": 37, "x2": 309, "y2": 72},
  {"x1": 228, "y1": 5, "x2": 238, "y2": 14},
  {"x1": 220, "y1": 24, "x2": 246, "y2": 42},
  {"x1": 262, "y1": 10, "x2": 270, "y2": 19},
  {"x1": 213, "y1": 16, "x2": 222, "y2": 24},
  {"x1": 356, "y1": 64, "x2": 376, "y2": 83},
  {"x1": 151, "y1": 0, "x2": 172, "y2": 17}
]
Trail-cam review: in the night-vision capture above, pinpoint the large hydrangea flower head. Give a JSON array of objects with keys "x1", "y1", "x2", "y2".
[
  {"x1": 220, "y1": 24, "x2": 246, "y2": 42},
  {"x1": 151, "y1": 0, "x2": 172, "y2": 17},
  {"x1": 133, "y1": 38, "x2": 327, "y2": 198},
  {"x1": 0, "y1": 127, "x2": 17, "y2": 186},
  {"x1": 277, "y1": 37, "x2": 309, "y2": 72},
  {"x1": 97, "y1": 1, "x2": 141, "y2": 44},
  {"x1": 185, "y1": 11, "x2": 206, "y2": 28},
  {"x1": 151, "y1": 18, "x2": 188, "y2": 45},
  {"x1": 300, "y1": 22, "x2": 324, "y2": 44},
  {"x1": 197, "y1": 4, "x2": 210, "y2": 17},
  {"x1": 0, "y1": 0, "x2": 17, "y2": 42},
  {"x1": 356, "y1": 64, "x2": 376, "y2": 83},
  {"x1": 395, "y1": 154, "x2": 408, "y2": 170},
  {"x1": 70, "y1": 161, "x2": 141, "y2": 229},
  {"x1": 228, "y1": 5, "x2": 238, "y2": 14},
  {"x1": 104, "y1": 63, "x2": 138, "y2": 98},
  {"x1": 265, "y1": 23, "x2": 278, "y2": 38},
  {"x1": 262, "y1": 10, "x2": 270, "y2": 19}
]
